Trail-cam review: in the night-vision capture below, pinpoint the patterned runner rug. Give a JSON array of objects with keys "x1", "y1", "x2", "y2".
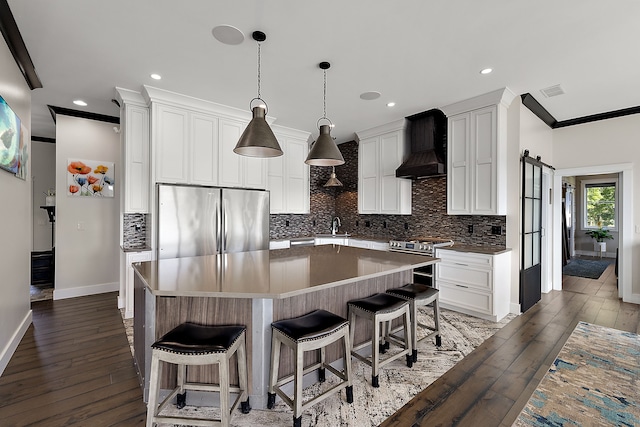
[{"x1": 514, "y1": 321, "x2": 640, "y2": 426}]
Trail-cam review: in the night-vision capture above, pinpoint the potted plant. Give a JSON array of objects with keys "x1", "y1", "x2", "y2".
[{"x1": 585, "y1": 227, "x2": 613, "y2": 255}]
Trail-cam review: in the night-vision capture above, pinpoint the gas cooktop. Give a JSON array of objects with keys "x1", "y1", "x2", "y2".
[{"x1": 388, "y1": 237, "x2": 454, "y2": 255}]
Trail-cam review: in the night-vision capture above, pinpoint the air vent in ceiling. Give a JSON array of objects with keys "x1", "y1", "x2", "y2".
[{"x1": 540, "y1": 84, "x2": 565, "y2": 98}]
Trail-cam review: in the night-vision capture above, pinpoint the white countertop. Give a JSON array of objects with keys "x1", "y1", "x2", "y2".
[{"x1": 133, "y1": 245, "x2": 437, "y2": 299}]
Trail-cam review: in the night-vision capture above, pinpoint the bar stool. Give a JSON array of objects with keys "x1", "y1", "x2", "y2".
[
  {"x1": 387, "y1": 283, "x2": 441, "y2": 362},
  {"x1": 146, "y1": 322, "x2": 250, "y2": 427},
  {"x1": 268, "y1": 309, "x2": 353, "y2": 427},
  {"x1": 347, "y1": 293, "x2": 413, "y2": 388}
]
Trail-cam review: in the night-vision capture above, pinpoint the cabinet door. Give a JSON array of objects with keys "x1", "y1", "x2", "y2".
[
  {"x1": 124, "y1": 105, "x2": 149, "y2": 213},
  {"x1": 218, "y1": 118, "x2": 246, "y2": 187},
  {"x1": 472, "y1": 105, "x2": 498, "y2": 214},
  {"x1": 190, "y1": 112, "x2": 219, "y2": 186},
  {"x1": 447, "y1": 113, "x2": 470, "y2": 214},
  {"x1": 267, "y1": 151, "x2": 285, "y2": 213},
  {"x1": 244, "y1": 156, "x2": 267, "y2": 189},
  {"x1": 359, "y1": 137, "x2": 379, "y2": 213},
  {"x1": 124, "y1": 251, "x2": 152, "y2": 319},
  {"x1": 379, "y1": 131, "x2": 410, "y2": 214},
  {"x1": 285, "y1": 138, "x2": 309, "y2": 213},
  {"x1": 155, "y1": 104, "x2": 189, "y2": 183}
]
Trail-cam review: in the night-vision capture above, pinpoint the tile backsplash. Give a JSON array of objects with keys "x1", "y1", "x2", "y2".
[
  {"x1": 122, "y1": 213, "x2": 148, "y2": 249},
  {"x1": 271, "y1": 141, "x2": 506, "y2": 247}
]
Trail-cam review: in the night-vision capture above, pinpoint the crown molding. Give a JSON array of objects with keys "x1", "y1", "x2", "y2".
[
  {"x1": 0, "y1": 0, "x2": 42, "y2": 89},
  {"x1": 441, "y1": 87, "x2": 516, "y2": 117},
  {"x1": 48, "y1": 105, "x2": 119, "y2": 124},
  {"x1": 32, "y1": 135, "x2": 55, "y2": 144}
]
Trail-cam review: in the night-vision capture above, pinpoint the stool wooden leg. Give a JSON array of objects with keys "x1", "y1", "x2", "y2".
[
  {"x1": 410, "y1": 301, "x2": 418, "y2": 362},
  {"x1": 318, "y1": 346, "x2": 326, "y2": 382},
  {"x1": 219, "y1": 352, "x2": 230, "y2": 427},
  {"x1": 146, "y1": 352, "x2": 161, "y2": 427},
  {"x1": 176, "y1": 363, "x2": 186, "y2": 409},
  {"x1": 237, "y1": 336, "x2": 251, "y2": 414},
  {"x1": 343, "y1": 329, "x2": 354, "y2": 403},
  {"x1": 293, "y1": 341, "x2": 304, "y2": 427},
  {"x1": 434, "y1": 299, "x2": 442, "y2": 347},
  {"x1": 267, "y1": 332, "x2": 281, "y2": 409},
  {"x1": 372, "y1": 315, "x2": 380, "y2": 387},
  {"x1": 403, "y1": 306, "x2": 413, "y2": 368}
]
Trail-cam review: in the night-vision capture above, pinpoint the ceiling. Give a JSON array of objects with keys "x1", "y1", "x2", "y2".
[{"x1": 7, "y1": 0, "x2": 640, "y2": 142}]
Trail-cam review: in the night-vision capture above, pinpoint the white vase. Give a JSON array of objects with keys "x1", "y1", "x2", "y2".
[
  {"x1": 45, "y1": 195, "x2": 55, "y2": 206},
  {"x1": 594, "y1": 241, "x2": 606, "y2": 256}
]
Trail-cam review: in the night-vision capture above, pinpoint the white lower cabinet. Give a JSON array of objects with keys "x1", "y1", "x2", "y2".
[
  {"x1": 315, "y1": 237, "x2": 347, "y2": 246},
  {"x1": 120, "y1": 250, "x2": 152, "y2": 319},
  {"x1": 435, "y1": 248, "x2": 510, "y2": 321},
  {"x1": 269, "y1": 240, "x2": 291, "y2": 250}
]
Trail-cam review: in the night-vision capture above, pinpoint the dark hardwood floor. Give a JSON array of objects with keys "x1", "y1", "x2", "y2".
[
  {"x1": 0, "y1": 262, "x2": 637, "y2": 426},
  {"x1": 0, "y1": 293, "x2": 146, "y2": 426},
  {"x1": 383, "y1": 261, "x2": 639, "y2": 427}
]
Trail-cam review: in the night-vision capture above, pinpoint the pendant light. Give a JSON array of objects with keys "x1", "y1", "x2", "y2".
[
  {"x1": 234, "y1": 31, "x2": 283, "y2": 158},
  {"x1": 305, "y1": 62, "x2": 345, "y2": 166},
  {"x1": 324, "y1": 166, "x2": 343, "y2": 187}
]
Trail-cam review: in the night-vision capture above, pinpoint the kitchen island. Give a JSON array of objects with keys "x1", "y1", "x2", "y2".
[{"x1": 133, "y1": 245, "x2": 438, "y2": 408}]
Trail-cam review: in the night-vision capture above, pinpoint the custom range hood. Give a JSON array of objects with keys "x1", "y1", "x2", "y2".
[{"x1": 396, "y1": 108, "x2": 447, "y2": 179}]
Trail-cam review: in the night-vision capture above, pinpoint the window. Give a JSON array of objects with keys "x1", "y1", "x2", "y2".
[{"x1": 582, "y1": 179, "x2": 617, "y2": 230}]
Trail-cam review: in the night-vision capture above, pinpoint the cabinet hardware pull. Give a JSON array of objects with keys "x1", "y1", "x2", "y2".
[
  {"x1": 455, "y1": 284, "x2": 469, "y2": 288},
  {"x1": 454, "y1": 262, "x2": 468, "y2": 266}
]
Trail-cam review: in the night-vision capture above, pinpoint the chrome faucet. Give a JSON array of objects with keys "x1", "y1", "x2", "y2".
[{"x1": 331, "y1": 216, "x2": 341, "y2": 235}]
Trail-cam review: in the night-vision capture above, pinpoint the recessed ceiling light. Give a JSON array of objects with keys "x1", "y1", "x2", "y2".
[
  {"x1": 150, "y1": 73, "x2": 162, "y2": 80},
  {"x1": 360, "y1": 91, "x2": 381, "y2": 100},
  {"x1": 212, "y1": 25, "x2": 245, "y2": 45},
  {"x1": 480, "y1": 68, "x2": 493, "y2": 75},
  {"x1": 387, "y1": 102, "x2": 396, "y2": 107},
  {"x1": 73, "y1": 100, "x2": 87, "y2": 106}
]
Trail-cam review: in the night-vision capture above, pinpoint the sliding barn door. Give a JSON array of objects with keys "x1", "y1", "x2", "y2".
[{"x1": 520, "y1": 156, "x2": 543, "y2": 312}]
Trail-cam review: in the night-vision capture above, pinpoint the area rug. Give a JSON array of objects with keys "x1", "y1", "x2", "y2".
[
  {"x1": 562, "y1": 258, "x2": 612, "y2": 279},
  {"x1": 123, "y1": 307, "x2": 515, "y2": 427},
  {"x1": 514, "y1": 321, "x2": 640, "y2": 427}
]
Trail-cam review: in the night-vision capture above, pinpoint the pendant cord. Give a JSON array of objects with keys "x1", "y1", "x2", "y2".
[
  {"x1": 323, "y1": 68, "x2": 327, "y2": 119},
  {"x1": 257, "y1": 42, "x2": 261, "y2": 99}
]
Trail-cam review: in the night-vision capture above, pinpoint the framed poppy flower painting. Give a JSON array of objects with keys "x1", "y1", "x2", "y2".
[{"x1": 67, "y1": 159, "x2": 115, "y2": 197}]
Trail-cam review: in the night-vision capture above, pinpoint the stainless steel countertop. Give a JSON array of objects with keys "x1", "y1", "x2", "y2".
[{"x1": 133, "y1": 245, "x2": 437, "y2": 299}]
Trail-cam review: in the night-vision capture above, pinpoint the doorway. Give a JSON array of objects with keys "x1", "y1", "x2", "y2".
[{"x1": 553, "y1": 163, "x2": 632, "y2": 301}]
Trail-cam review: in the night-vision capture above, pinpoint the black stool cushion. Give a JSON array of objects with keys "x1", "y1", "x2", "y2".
[
  {"x1": 152, "y1": 323, "x2": 245, "y2": 355},
  {"x1": 348, "y1": 293, "x2": 408, "y2": 314},
  {"x1": 272, "y1": 309, "x2": 348, "y2": 342},
  {"x1": 387, "y1": 283, "x2": 439, "y2": 301}
]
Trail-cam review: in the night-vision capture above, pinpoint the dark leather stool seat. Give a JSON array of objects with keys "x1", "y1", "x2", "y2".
[
  {"x1": 387, "y1": 283, "x2": 441, "y2": 363},
  {"x1": 268, "y1": 309, "x2": 353, "y2": 427},
  {"x1": 146, "y1": 322, "x2": 250, "y2": 427},
  {"x1": 348, "y1": 293, "x2": 413, "y2": 388}
]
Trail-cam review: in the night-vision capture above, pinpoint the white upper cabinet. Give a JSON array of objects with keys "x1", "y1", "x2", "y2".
[
  {"x1": 153, "y1": 103, "x2": 190, "y2": 184},
  {"x1": 268, "y1": 127, "x2": 310, "y2": 214},
  {"x1": 190, "y1": 112, "x2": 219, "y2": 185},
  {"x1": 442, "y1": 88, "x2": 515, "y2": 215},
  {"x1": 356, "y1": 119, "x2": 411, "y2": 215},
  {"x1": 116, "y1": 88, "x2": 150, "y2": 213}
]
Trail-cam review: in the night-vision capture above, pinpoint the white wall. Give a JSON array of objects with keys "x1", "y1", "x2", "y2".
[
  {"x1": 54, "y1": 115, "x2": 121, "y2": 299},
  {"x1": 32, "y1": 141, "x2": 56, "y2": 251},
  {"x1": 0, "y1": 38, "x2": 32, "y2": 375},
  {"x1": 553, "y1": 114, "x2": 640, "y2": 297}
]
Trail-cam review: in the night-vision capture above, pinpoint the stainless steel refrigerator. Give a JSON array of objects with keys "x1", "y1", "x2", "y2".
[{"x1": 157, "y1": 183, "x2": 270, "y2": 259}]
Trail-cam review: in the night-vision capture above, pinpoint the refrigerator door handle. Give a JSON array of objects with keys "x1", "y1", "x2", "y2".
[{"x1": 221, "y1": 201, "x2": 227, "y2": 253}]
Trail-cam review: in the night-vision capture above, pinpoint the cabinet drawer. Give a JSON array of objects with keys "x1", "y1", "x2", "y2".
[
  {"x1": 437, "y1": 282, "x2": 492, "y2": 315},
  {"x1": 435, "y1": 249, "x2": 492, "y2": 268},
  {"x1": 436, "y1": 263, "x2": 492, "y2": 291}
]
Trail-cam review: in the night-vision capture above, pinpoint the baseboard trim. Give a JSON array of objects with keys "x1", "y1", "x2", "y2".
[
  {"x1": 510, "y1": 302, "x2": 521, "y2": 315},
  {"x1": 54, "y1": 281, "x2": 119, "y2": 300},
  {"x1": 0, "y1": 309, "x2": 33, "y2": 376},
  {"x1": 574, "y1": 249, "x2": 615, "y2": 259}
]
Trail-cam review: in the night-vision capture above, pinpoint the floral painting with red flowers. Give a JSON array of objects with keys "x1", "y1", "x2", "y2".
[{"x1": 67, "y1": 159, "x2": 115, "y2": 197}]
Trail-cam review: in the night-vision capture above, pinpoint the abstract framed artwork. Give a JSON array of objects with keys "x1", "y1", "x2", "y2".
[
  {"x1": 0, "y1": 95, "x2": 21, "y2": 174},
  {"x1": 67, "y1": 159, "x2": 115, "y2": 197}
]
